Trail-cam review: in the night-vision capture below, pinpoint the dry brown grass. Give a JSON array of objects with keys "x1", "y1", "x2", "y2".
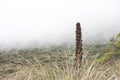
[{"x1": 0, "y1": 53, "x2": 119, "y2": 80}]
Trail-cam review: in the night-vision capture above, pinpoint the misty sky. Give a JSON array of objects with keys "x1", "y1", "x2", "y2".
[{"x1": 0, "y1": 0, "x2": 120, "y2": 48}]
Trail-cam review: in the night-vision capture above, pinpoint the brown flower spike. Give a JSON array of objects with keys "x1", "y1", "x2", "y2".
[{"x1": 75, "y1": 22, "x2": 83, "y2": 69}]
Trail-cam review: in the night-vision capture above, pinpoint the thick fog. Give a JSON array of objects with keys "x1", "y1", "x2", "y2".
[{"x1": 0, "y1": 0, "x2": 120, "y2": 49}]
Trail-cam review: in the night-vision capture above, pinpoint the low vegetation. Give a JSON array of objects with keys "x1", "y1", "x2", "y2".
[{"x1": 0, "y1": 33, "x2": 120, "y2": 80}]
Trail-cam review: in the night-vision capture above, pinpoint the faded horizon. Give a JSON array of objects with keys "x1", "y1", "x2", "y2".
[{"x1": 0, "y1": 0, "x2": 120, "y2": 48}]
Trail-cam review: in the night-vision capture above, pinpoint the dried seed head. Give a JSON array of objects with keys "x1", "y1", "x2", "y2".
[{"x1": 75, "y1": 22, "x2": 83, "y2": 69}]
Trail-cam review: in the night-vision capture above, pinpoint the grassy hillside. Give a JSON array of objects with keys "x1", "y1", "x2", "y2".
[{"x1": 0, "y1": 42, "x2": 120, "y2": 80}]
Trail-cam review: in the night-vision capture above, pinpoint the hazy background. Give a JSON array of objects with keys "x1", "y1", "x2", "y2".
[{"x1": 0, "y1": 0, "x2": 120, "y2": 49}]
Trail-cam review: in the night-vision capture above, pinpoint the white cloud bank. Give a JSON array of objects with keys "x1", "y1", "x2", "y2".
[{"x1": 0, "y1": 0, "x2": 120, "y2": 47}]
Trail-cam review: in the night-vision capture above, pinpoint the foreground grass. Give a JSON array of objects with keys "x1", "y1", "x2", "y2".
[{"x1": 0, "y1": 46, "x2": 120, "y2": 80}]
